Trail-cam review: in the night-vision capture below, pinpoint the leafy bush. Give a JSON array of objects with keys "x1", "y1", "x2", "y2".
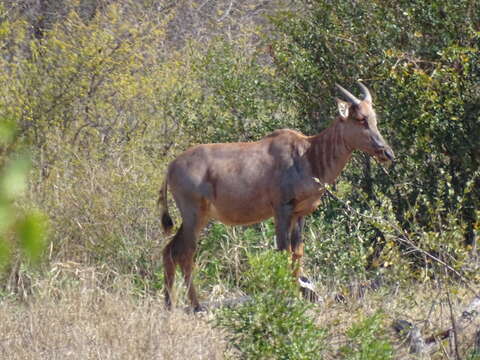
[
  {"x1": 0, "y1": 3, "x2": 195, "y2": 286},
  {"x1": 215, "y1": 251, "x2": 325, "y2": 359},
  {"x1": 0, "y1": 118, "x2": 47, "y2": 290},
  {"x1": 339, "y1": 312, "x2": 393, "y2": 360},
  {"x1": 467, "y1": 349, "x2": 480, "y2": 360},
  {"x1": 196, "y1": 221, "x2": 276, "y2": 294},
  {"x1": 268, "y1": 0, "x2": 480, "y2": 278}
]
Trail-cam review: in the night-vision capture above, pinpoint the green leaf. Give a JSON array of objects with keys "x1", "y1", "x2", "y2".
[
  {"x1": 0, "y1": 120, "x2": 16, "y2": 145},
  {"x1": 0, "y1": 203, "x2": 14, "y2": 234},
  {"x1": 17, "y1": 211, "x2": 47, "y2": 262},
  {"x1": 0, "y1": 155, "x2": 30, "y2": 200}
]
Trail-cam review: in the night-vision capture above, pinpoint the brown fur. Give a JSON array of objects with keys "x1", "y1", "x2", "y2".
[{"x1": 157, "y1": 83, "x2": 394, "y2": 311}]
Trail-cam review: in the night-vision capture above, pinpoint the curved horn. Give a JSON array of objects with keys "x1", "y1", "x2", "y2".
[
  {"x1": 357, "y1": 81, "x2": 372, "y2": 103},
  {"x1": 335, "y1": 83, "x2": 361, "y2": 105}
]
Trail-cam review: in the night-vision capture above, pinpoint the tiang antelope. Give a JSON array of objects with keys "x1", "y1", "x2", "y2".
[{"x1": 158, "y1": 82, "x2": 394, "y2": 311}]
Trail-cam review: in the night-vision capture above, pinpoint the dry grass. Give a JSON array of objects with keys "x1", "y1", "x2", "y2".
[
  {"x1": 3, "y1": 267, "x2": 479, "y2": 360},
  {"x1": 0, "y1": 265, "x2": 225, "y2": 360},
  {"x1": 1, "y1": 263, "x2": 479, "y2": 359},
  {"x1": 312, "y1": 281, "x2": 480, "y2": 359}
]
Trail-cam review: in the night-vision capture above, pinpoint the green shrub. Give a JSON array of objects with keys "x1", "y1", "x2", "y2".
[
  {"x1": 196, "y1": 221, "x2": 275, "y2": 293},
  {"x1": 0, "y1": 119, "x2": 47, "y2": 280},
  {"x1": 467, "y1": 350, "x2": 480, "y2": 360},
  {"x1": 339, "y1": 312, "x2": 393, "y2": 360},
  {"x1": 215, "y1": 251, "x2": 325, "y2": 359},
  {"x1": 268, "y1": 0, "x2": 480, "y2": 279}
]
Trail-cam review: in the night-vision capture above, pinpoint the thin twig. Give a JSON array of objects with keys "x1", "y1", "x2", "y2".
[
  {"x1": 446, "y1": 282, "x2": 461, "y2": 360},
  {"x1": 217, "y1": 0, "x2": 234, "y2": 22},
  {"x1": 323, "y1": 187, "x2": 480, "y2": 299}
]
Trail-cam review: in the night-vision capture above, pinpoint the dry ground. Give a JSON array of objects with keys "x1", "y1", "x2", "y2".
[
  {"x1": 0, "y1": 265, "x2": 225, "y2": 360},
  {"x1": 0, "y1": 263, "x2": 478, "y2": 359}
]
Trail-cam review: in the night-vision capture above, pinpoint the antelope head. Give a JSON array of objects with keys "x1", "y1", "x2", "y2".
[{"x1": 336, "y1": 82, "x2": 394, "y2": 163}]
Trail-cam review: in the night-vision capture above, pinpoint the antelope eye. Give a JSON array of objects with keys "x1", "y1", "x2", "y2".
[{"x1": 359, "y1": 118, "x2": 368, "y2": 128}]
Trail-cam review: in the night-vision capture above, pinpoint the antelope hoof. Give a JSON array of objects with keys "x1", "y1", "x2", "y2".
[
  {"x1": 298, "y1": 276, "x2": 321, "y2": 303},
  {"x1": 193, "y1": 304, "x2": 207, "y2": 313}
]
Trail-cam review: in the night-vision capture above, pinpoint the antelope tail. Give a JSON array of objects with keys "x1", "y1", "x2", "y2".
[{"x1": 158, "y1": 178, "x2": 174, "y2": 235}]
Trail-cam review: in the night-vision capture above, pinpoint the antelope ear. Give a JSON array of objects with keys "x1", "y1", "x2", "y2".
[{"x1": 336, "y1": 98, "x2": 350, "y2": 120}]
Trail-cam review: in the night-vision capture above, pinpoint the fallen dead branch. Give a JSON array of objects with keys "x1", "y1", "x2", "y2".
[
  {"x1": 393, "y1": 296, "x2": 480, "y2": 355},
  {"x1": 196, "y1": 277, "x2": 323, "y2": 312},
  {"x1": 200, "y1": 295, "x2": 252, "y2": 311},
  {"x1": 474, "y1": 328, "x2": 480, "y2": 355}
]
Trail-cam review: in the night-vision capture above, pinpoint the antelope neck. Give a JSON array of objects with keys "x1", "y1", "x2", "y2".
[{"x1": 307, "y1": 120, "x2": 352, "y2": 184}]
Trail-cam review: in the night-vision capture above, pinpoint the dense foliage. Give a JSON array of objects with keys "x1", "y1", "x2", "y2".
[
  {"x1": 268, "y1": 0, "x2": 479, "y2": 278},
  {"x1": 216, "y1": 251, "x2": 325, "y2": 359},
  {"x1": 0, "y1": 0, "x2": 479, "y2": 358},
  {"x1": 0, "y1": 119, "x2": 47, "y2": 273}
]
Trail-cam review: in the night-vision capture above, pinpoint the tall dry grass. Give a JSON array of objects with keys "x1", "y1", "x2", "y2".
[
  {"x1": 1, "y1": 259, "x2": 479, "y2": 359},
  {"x1": 0, "y1": 265, "x2": 225, "y2": 360}
]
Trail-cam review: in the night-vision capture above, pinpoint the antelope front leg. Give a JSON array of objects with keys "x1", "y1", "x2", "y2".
[
  {"x1": 274, "y1": 202, "x2": 295, "y2": 252},
  {"x1": 291, "y1": 216, "x2": 319, "y2": 302},
  {"x1": 290, "y1": 216, "x2": 305, "y2": 278}
]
